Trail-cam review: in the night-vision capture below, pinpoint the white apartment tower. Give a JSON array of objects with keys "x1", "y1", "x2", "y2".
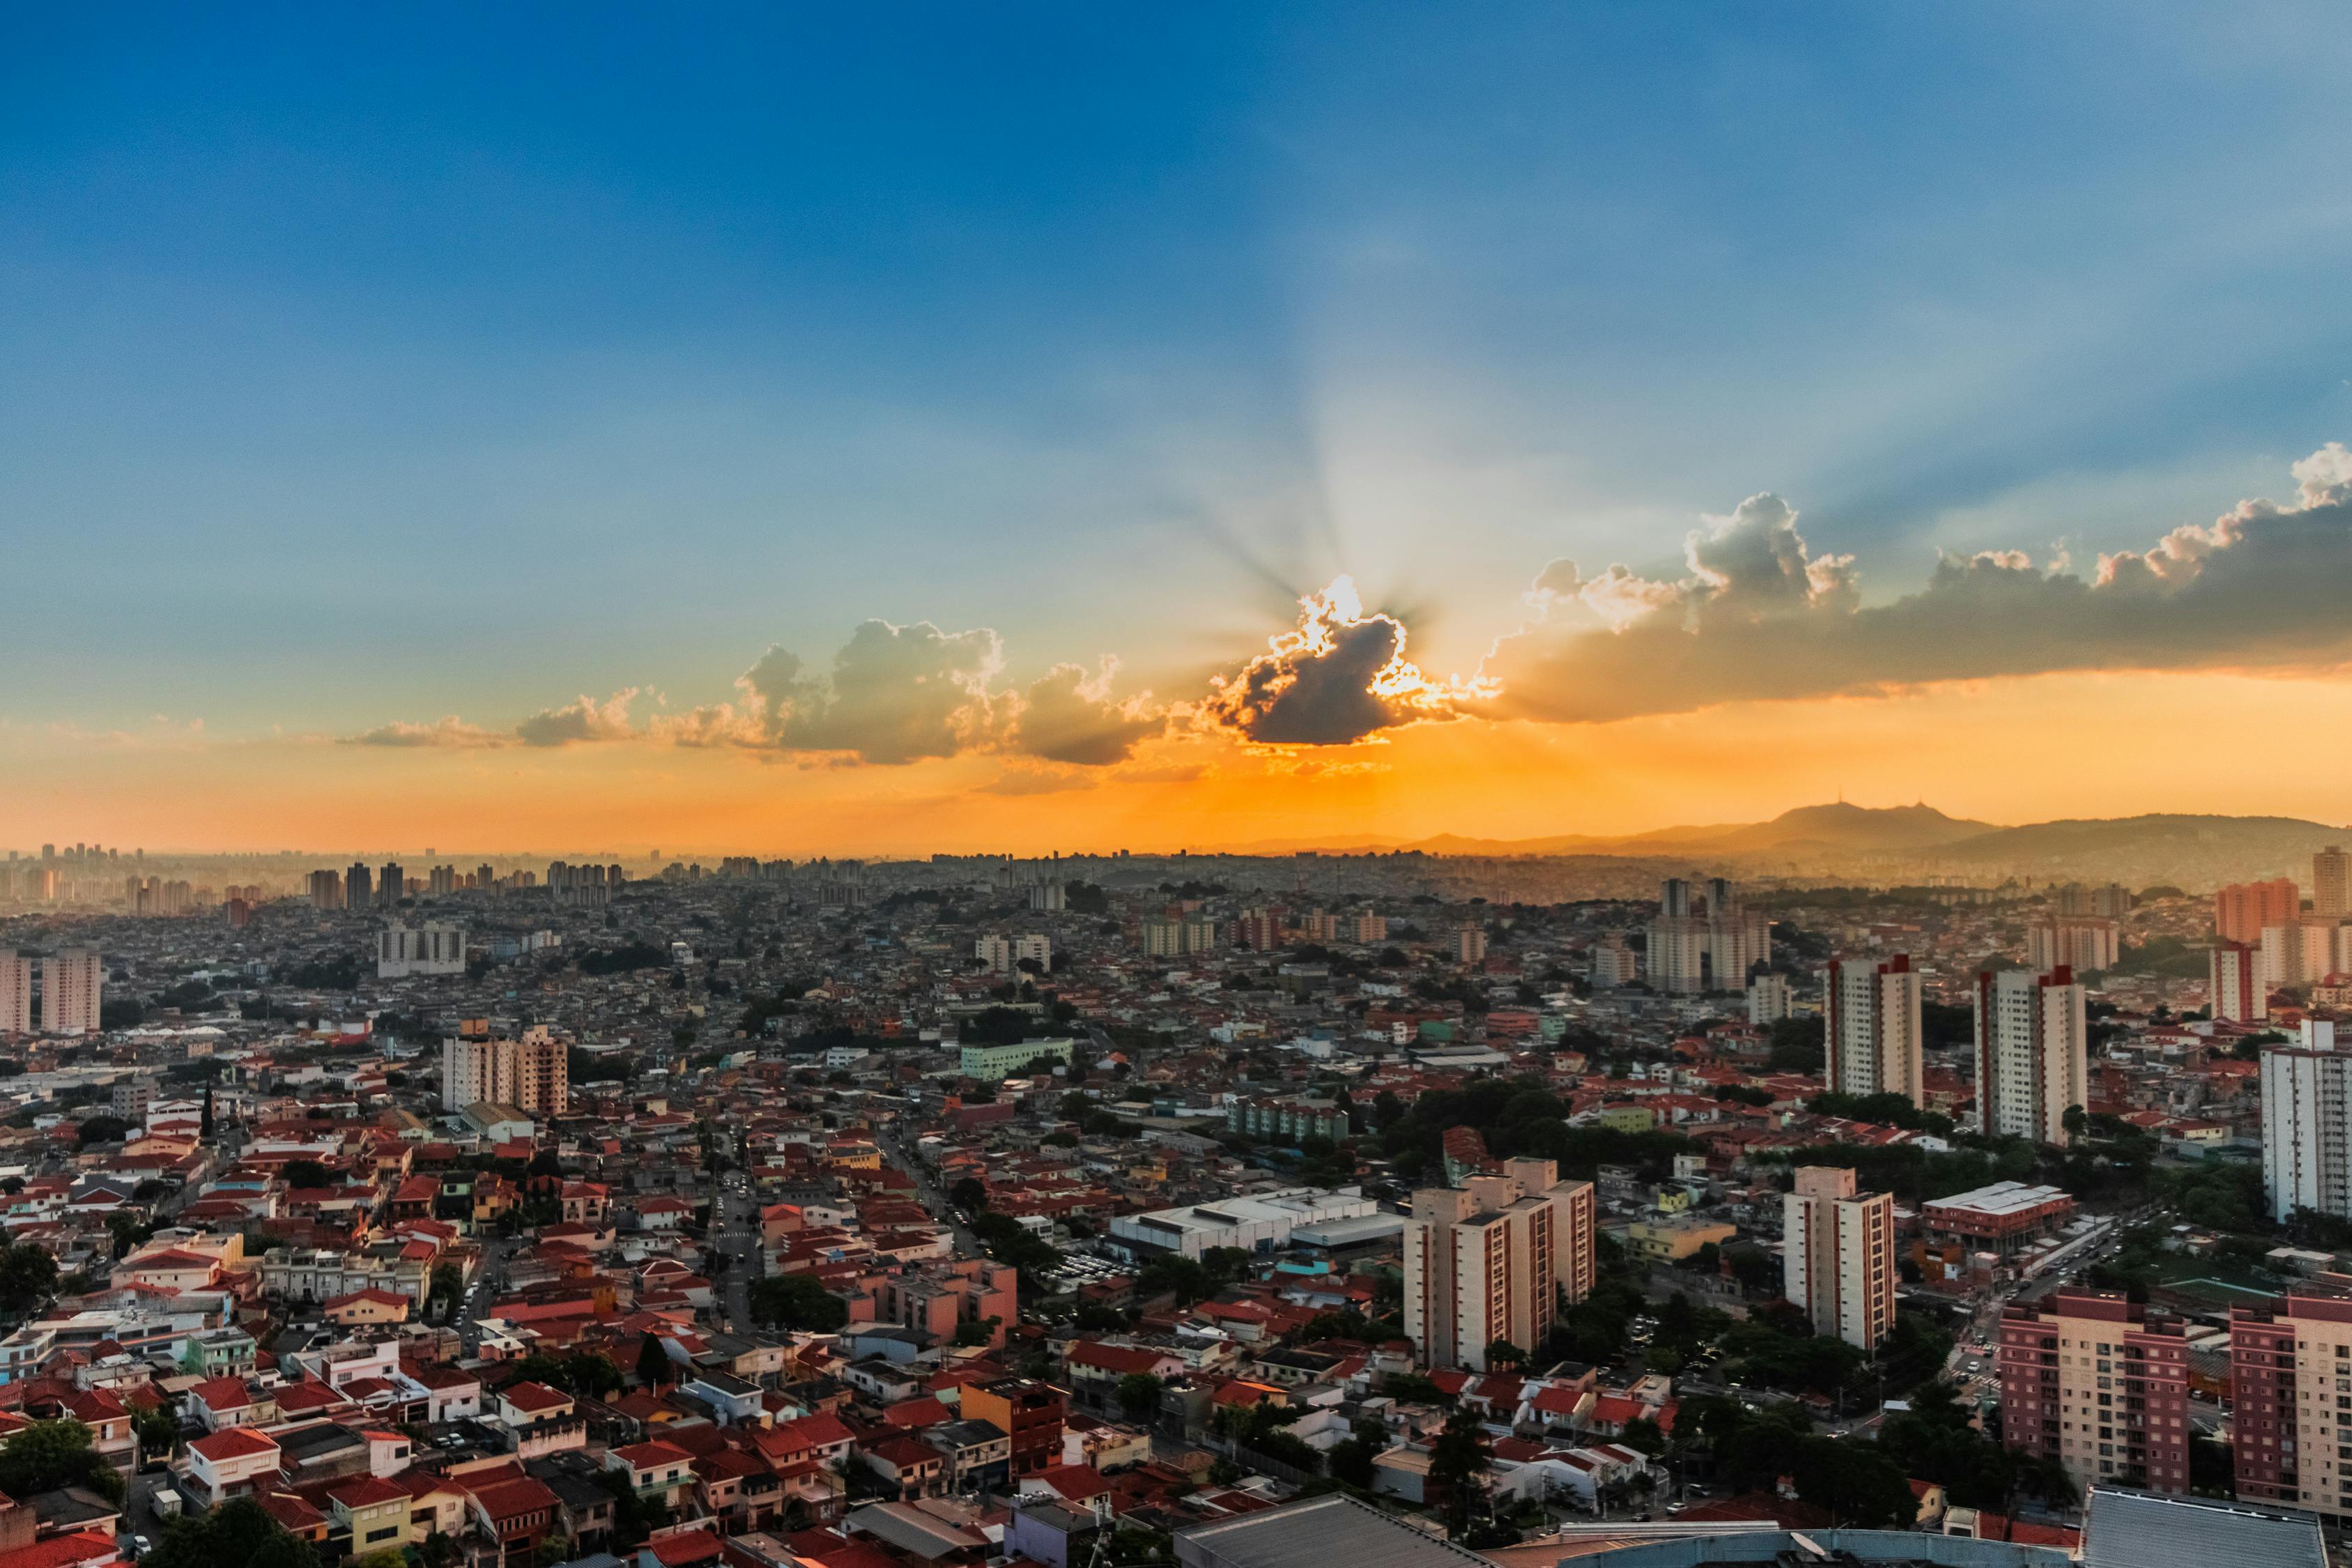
[
  {"x1": 2262, "y1": 1020, "x2": 2352, "y2": 1225},
  {"x1": 2211, "y1": 940, "x2": 2266, "y2": 1024},
  {"x1": 1404, "y1": 1157, "x2": 1597, "y2": 1371},
  {"x1": 1973, "y1": 965, "x2": 2088, "y2": 1146},
  {"x1": 1746, "y1": 972, "x2": 1793, "y2": 1026},
  {"x1": 0, "y1": 953, "x2": 30, "y2": 1036},
  {"x1": 1823, "y1": 954, "x2": 1923, "y2": 1105},
  {"x1": 1782, "y1": 1165, "x2": 1896, "y2": 1348},
  {"x1": 378, "y1": 921, "x2": 468, "y2": 978},
  {"x1": 441, "y1": 1027, "x2": 569, "y2": 1114},
  {"x1": 43, "y1": 948, "x2": 102, "y2": 1035}
]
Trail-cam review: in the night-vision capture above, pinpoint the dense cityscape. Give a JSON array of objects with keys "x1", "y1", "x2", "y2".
[{"x1": 0, "y1": 829, "x2": 2342, "y2": 1568}]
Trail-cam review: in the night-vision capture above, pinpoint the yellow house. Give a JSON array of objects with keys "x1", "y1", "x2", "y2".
[
  {"x1": 323, "y1": 1475, "x2": 416, "y2": 1551},
  {"x1": 323, "y1": 1288, "x2": 412, "y2": 1327},
  {"x1": 1621, "y1": 1219, "x2": 1736, "y2": 1263},
  {"x1": 1594, "y1": 1105, "x2": 1657, "y2": 1133}
]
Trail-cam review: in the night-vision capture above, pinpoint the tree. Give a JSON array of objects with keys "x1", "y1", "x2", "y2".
[
  {"x1": 0, "y1": 1420, "x2": 124, "y2": 1505},
  {"x1": 280, "y1": 1159, "x2": 332, "y2": 1190},
  {"x1": 564, "y1": 1350, "x2": 624, "y2": 1399},
  {"x1": 1484, "y1": 1340, "x2": 1525, "y2": 1371},
  {"x1": 635, "y1": 1332, "x2": 673, "y2": 1390},
  {"x1": 75, "y1": 1114, "x2": 133, "y2": 1147},
  {"x1": 0, "y1": 1242, "x2": 59, "y2": 1316},
  {"x1": 1790, "y1": 1436, "x2": 1914, "y2": 1527},
  {"x1": 1117, "y1": 1372, "x2": 1164, "y2": 1424},
  {"x1": 1136, "y1": 1254, "x2": 1213, "y2": 1306},
  {"x1": 949, "y1": 1177, "x2": 987, "y2": 1213},
  {"x1": 1426, "y1": 1408, "x2": 1490, "y2": 1531},
  {"x1": 748, "y1": 1273, "x2": 850, "y2": 1332},
  {"x1": 134, "y1": 1404, "x2": 179, "y2": 1461},
  {"x1": 1617, "y1": 1416, "x2": 1666, "y2": 1457},
  {"x1": 146, "y1": 1498, "x2": 319, "y2": 1568}
]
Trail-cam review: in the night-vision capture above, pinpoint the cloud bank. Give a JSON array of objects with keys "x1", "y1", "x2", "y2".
[
  {"x1": 1479, "y1": 442, "x2": 2352, "y2": 724},
  {"x1": 344, "y1": 443, "x2": 2352, "y2": 765}
]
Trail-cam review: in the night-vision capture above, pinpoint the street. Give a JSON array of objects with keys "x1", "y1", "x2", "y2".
[
  {"x1": 715, "y1": 1177, "x2": 759, "y2": 1329},
  {"x1": 876, "y1": 1128, "x2": 980, "y2": 1254}
]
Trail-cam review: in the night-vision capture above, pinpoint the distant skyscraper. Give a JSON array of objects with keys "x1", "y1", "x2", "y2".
[
  {"x1": 1646, "y1": 876, "x2": 1770, "y2": 993},
  {"x1": 346, "y1": 861, "x2": 371, "y2": 909},
  {"x1": 2211, "y1": 939, "x2": 2266, "y2": 1023},
  {"x1": 43, "y1": 948, "x2": 102, "y2": 1035},
  {"x1": 2025, "y1": 917, "x2": 2121, "y2": 974},
  {"x1": 1973, "y1": 965, "x2": 2088, "y2": 1146},
  {"x1": 0, "y1": 953, "x2": 30, "y2": 1036},
  {"x1": 307, "y1": 869, "x2": 344, "y2": 911},
  {"x1": 2318, "y1": 847, "x2": 2351, "y2": 921},
  {"x1": 1455, "y1": 925, "x2": 1488, "y2": 964},
  {"x1": 1783, "y1": 1165, "x2": 1896, "y2": 1348},
  {"x1": 1824, "y1": 954, "x2": 1923, "y2": 1106},
  {"x1": 2216, "y1": 877, "x2": 2299, "y2": 944},
  {"x1": 377, "y1": 920, "x2": 467, "y2": 978},
  {"x1": 427, "y1": 864, "x2": 456, "y2": 898}
]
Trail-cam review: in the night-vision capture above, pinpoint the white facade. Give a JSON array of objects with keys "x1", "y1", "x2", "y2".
[
  {"x1": 1973, "y1": 967, "x2": 2087, "y2": 1146},
  {"x1": 1745, "y1": 973, "x2": 1792, "y2": 1026},
  {"x1": 1823, "y1": 955, "x2": 1923, "y2": 1105},
  {"x1": 2212, "y1": 941, "x2": 2266, "y2": 1023},
  {"x1": 1782, "y1": 1165, "x2": 1896, "y2": 1348},
  {"x1": 2263, "y1": 1020, "x2": 2352, "y2": 1225},
  {"x1": 2024, "y1": 918, "x2": 2119, "y2": 975},
  {"x1": 43, "y1": 948, "x2": 102, "y2": 1034},
  {"x1": 1590, "y1": 939, "x2": 1639, "y2": 990},
  {"x1": 2261, "y1": 918, "x2": 2345, "y2": 990},
  {"x1": 1108, "y1": 1185, "x2": 1376, "y2": 1261},
  {"x1": 378, "y1": 921, "x2": 468, "y2": 978}
]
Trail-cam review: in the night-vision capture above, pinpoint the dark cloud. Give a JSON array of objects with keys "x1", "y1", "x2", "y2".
[{"x1": 1201, "y1": 576, "x2": 1482, "y2": 746}]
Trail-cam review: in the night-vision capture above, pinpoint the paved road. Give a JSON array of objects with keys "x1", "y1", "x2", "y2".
[
  {"x1": 716, "y1": 1181, "x2": 759, "y2": 1329},
  {"x1": 877, "y1": 1130, "x2": 980, "y2": 1254},
  {"x1": 459, "y1": 1236, "x2": 514, "y2": 1355}
]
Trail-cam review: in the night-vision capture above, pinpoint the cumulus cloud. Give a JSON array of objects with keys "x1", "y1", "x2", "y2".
[
  {"x1": 1480, "y1": 443, "x2": 2352, "y2": 724},
  {"x1": 1201, "y1": 576, "x2": 1493, "y2": 746},
  {"x1": 1010, "y1": 659, "x2": 1165, "y2": 765},
  {"x1": 513, "y1": 689, "x2": 644, "y2": 746},
  {"x1": 345, "y1": 716, "x2": 507, "y2": 748},
  {"x1": 761, "y1": 620, "x2": 1006, "y2": 764}
]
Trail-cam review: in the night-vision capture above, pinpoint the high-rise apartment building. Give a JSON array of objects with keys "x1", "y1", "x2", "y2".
[
  {"x1": 1998, "y1": 1289, "x2": 2190, "y2": 1497},
  {"x1": 1456, "y1": 925, "x2": 1489, "y2": 964},
  {"x1": 2261, "y1": 1020, "x2": 2352, "y2": 1224},
  {"x1": 1781, "y1": 1166, "x2": 1896, "y2": 1349},
  {"x1": 1404, "y1": 1157, "x2": 1597, "y2": 1370},
  {"x1": 440, "y1": 1027, "x2": 568, "y2": 1114},
  {"x1": 1746, "y1": 972, "x2": 1792, "y2": 1026},
  {"x1": 2317, "y1": 847, "x2": 2351, "y2": 921},
  {"x1": 345, "y1": 861, "x2": 371, "y2": 910},
  {"x1": 43, "y1": 948, "x2": 102, "y2": 1035},
  {"x1": 377, "y1": 861, "x2": 404, "y2": 907},
  {"x1": 2025, "y1": 918, "x2": 2120, "y2": 975},
  {"x1": 2217, "y1": 877, "x2": 2300, "y2": 944},
  {"x1": 0, "y1": 953, "x2": 30, "y2": 1036},
  {"x1": 1972, "y1": 965, "x2": 2088, "y2": 1146},
  {"x1": 1823, "y1": 955, "x2": 1923, "y2": 1106},
  {"x1": 1139, "y1": 912, "x2": 1217, "y2": 958},
  {"x1": 2212, "y1": 939, "x2": 2267, "y2": 1023},
  {"x1": 2261, "y1": 918, "x2": 2345, "y2": 990},
  {"x1": 2231, "y1": 1291, "x2": 2352, "y2": 1516},
  {"x1": 377, "y1": 921, "x2": 468, "y2": 978},
  {"x1": 1233, "y1": 908, "x2": 1284, "y2": 953},
  {"x1": 1646, "y1": 877, "x2": 1771, "y2": 993},
  {"x1": 307, "y1": 869, "x2": 344, "y2": 911},
  {"x1": 426, "y1": 865, "x2": 457, "y2": 898}
]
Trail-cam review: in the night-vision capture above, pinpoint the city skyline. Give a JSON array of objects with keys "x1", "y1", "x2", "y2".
[{"x1": 10, "y1": 8, "x2": 2352, "y2": 852}]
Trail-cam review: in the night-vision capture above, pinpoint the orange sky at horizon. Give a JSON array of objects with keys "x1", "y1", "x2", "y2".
[{"x1": 10, "y1": 667, "x2": 2349, "y2": 856}]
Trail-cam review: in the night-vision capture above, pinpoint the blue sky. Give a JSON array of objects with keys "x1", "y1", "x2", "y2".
[{"x1": 6, "y1": 2, "x2": 2351, "y2": 736}]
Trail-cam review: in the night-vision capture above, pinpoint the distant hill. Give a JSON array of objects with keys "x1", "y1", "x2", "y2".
[{"x1": 1217, "y1": 803, "x2": 2349, "y2": 888}]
